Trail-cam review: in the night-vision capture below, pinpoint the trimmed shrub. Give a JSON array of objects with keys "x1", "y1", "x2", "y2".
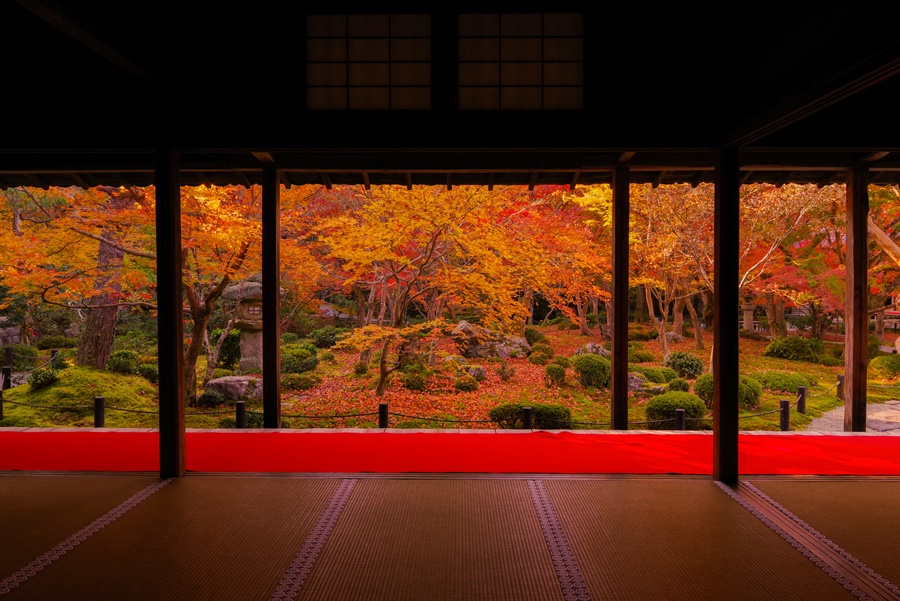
[
  {"x1": 693, "y1": 374, "x2": 715, "y2": 407},
  {"x1": 645, "y1": 392, "x2": 707, "y2": 429},
  {"x1": 523, "y1": 326, "x2": 546, "y2": 346},
  {"x1": 106, "y1": 350, "x2": 138, "y2": 375},
  {"x1": 353, "y1": 361, "x2": 368, "y2": 375},
  {"x1": 138, "y1": 364, "x2": 159, "y2": 383},
  {"x1": 49, "y1": 352, "x2": 69, "y2": 371},
  {"x1": 551, "y1": 356, "x2": 570, "y2": 369},
  {"x1": 738, "y1": 328, "x2": 768, "y2": 341},
  {"x1": 400, "y1": 371, "x2": 428, "y2": 391},
  {"x1": 27, "y1": 367, "x2": 59, "y2": 391},
  {"x1": 819, "y1": 356, "x2": 842, "y2": 367},
  {"x1": 212, "y1": 368, "x2": 234, "y2": 379},
  {"x1": 751, "y1": 371, "x2": 810, "y2": 393},
  {"x1": 664, "y1": 351, "x2": 704, "y2": 379},
  {"x1": 545, "y1": 363, "x2": 566, "y2": 387},
  {"x1": 196, "y1": 389, "x2": 225, "y2": 408},
  {"x1": 320, "y1": 351, "x2": 336, "y2": 363},
  {"x1": 1, "y1": 344, "x2": 38, "y2": 370},
  {"x1": 310, "y1": 326, "x2": 346, "y2": 349},
  {"x1": 453, "y1": 375, "x2": 479, "y2": 392},
  {"x1": 628, "y1": 348, "x2": 655, "y2": 363},
  {"x1": 659, "y1": 367, "x2": 679, "y2": 382},
  {"x1": 628, "y1": 325, "x2": 659, "y2": 341},
  {"x1": 629, "y1": 365, "x2": 666, "y2": 384},
  {"x1": 668, "y1": 378, "x2": 690, "y2": 392},
  {"x1": 573, "y1": 354, "x2": 611, "y2": 388},
  {"x1": 868, "y1": 334, "x2": 884, "y2": 359},
  {"x1": 489, "y1": 403, "x2": 572, "y2": 429},
  {"x1": 869, "y1": 355, "x2": 900, "y2": 380},
  {"x1": 36, "y1": 336, "x2": 78, "y2": 350},
  {"x1": 281, "y1": 348, "x2": 319, "y2": 374},
  {"x1": 282, "y1": 373, "x2": 321, "y2": 391},
  {"x1": 763, "y1": 336, "x2": 823, "y2": 362},
  {"x1": 280, "y1": 332, "x2": 299, "y2": 345},
  {"x1": 528, "y1": 343, "x2": 554, "y2": 365},
  {"x1": 212, "y1": 329, "x2": 241, "y2": 369},
  {"x1": 692, "y1": 373, "x2": 763, "y2": 410}
]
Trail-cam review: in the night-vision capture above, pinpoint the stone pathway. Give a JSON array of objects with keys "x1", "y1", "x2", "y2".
[{"x1": 805, "y1": 400, "x2": 900, "y2": 433}]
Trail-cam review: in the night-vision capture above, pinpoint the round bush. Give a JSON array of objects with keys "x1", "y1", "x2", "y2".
[
  {"x1": 212, "y1": 368, "x2": 234, "y2": 379},
  {"x1": 280, "y1": 332, "x2": 299, "y2": 345},
  {"x1": 544, "y1": 363, "x2": 566, "y2": 387},
  {"x1": 353, "y1": 361, "x2": 368, "y2": 375},
  {"x1": 49, "y1": 352, "x2": 70, "y2": 371},
  {"x1": 572, "y1": 354, "x2": 611, "y2": 388},
  {"x1": 36, "y1": 335, "x2": 78, "y2": 350},
  {"x1": 628, "y1": 349, "x2": 655, "y2": 363},
  {"x1": 692, "y1": 373, "x2": 763, "y2": 410},
  {"x1": 489, "y1": 403, "x2": 572, "y2": 429},
  {"x1": 320, "y1": 351, "x2": 336, "y2": 363},
  {"x1": 281, "y1": 348, "x2": 319, "y2": 374},
  {"x1": 106, "y1": 350, "x2": 138, "y2": 374},
  {"x1": 400, "y1": 371, "x2": 428, "y2": 391},
  {"x1": 523, "y1": 326, "x2": 546, "y2": 346},
  {"x1": 310, "y1": 326, "x2": 346, "y2": 349},
  {"x1": 138, "y1": 364, "x2": 159, "y2": 383},
  {"x1": 869, "y1": 355, "x2": 900, "y2": 380},
  {"x1": 645, "y1": 392, "x2": 707, "y2": 429},
  {"x1": 212, "y1": 329, "x2": 241, "y2": 369},
  {"x1": 819, "y1": 356, "x2": 842, "y2": 367},
  {"x1": 453, "y1": 375, "x2": 478, "y2": 392},
  {"x1": 282, "y1": 373, "x2": 321, "y2": 391},
  {"x1": 528, "y1": 343, "x2": 554, "y2": 365},
  {"x1": 196, "y1": 389, "x2": 225, "y2": 408},
  {"x1": 668, "y1": 378, "x2": 690, "y2": 392},
  {"x1": 663, "y1": 351, "x2": 704, "y2": 379},
  {"x1": 629, "y1": 365, "x2": 667, "y2": 384},
  {"x1": 751, "y1": 371, "x2": 810, "y2": 393},
  {"x1": 27, "y1": 367, "x2": 58, "y2": 391},
  {"x1": 551, "y1": 356, "x2": 570, "y2": 369},
  {"x1": 763, "y1": 336, "x2": 823, "y2": 362}
]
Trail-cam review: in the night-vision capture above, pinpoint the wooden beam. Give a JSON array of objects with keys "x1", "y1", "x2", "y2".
[
  {"x1": 618, "y1": 151, "x2": 636, "y2": 163},
  {"x1": 252, "y1": 152, "x2": 275, "y2": 164},
  {"x1": 447, "y1": 173, "x2": 453, "y2": 190},
  {"x1": 362, "y1": 172, "x2": 371, "y2": 191},
  {"x1": 262, "y1": 167, "x2": 281, "y2": 429},
  {"x1": 652, "y1": 171, "x2": 665, "y2": 188},
  {"x1": 487, "y1": 173, "x2": 495, "y2": 191},
  {"x1": 320, "y1": 172, "x2": 333, "y2": 190},
  {"x1": 155, "y1": 148, "x2": 185, "y2": 478},
  {"x1": 14, "y1": 0, "x2": 154, "y2": 81},
  {"x1": 713, "y1": 147, "x2": 740, "y2": 484},
  {"x1": 844, "y1": 163, "x2": 868, "y2": 431},
  {"x1": 281, "y1": 171, "x2": 292, "y2": 189},
  {"x1": 569, "y1": 171, "x2": 580, "y2": 190},
  {"x1": 528, "y1": 172, "x2": 537, "y2": 191},
  {"x1": 611, "y1": 167, "x2": 630, "y2": 430},
  {"x1": 233, "y1": 169, "x2": 252, "y2": 188},
  {"x1": 67, "y1": 172, "x2": 90, "y2": 188},
  {"x1": 406, "y1": 173, "x2": 413, "y2": 191}
]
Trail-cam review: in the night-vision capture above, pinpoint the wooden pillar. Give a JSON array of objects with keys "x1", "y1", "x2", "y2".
[
  {"x1": 610, "y1": 167, "x2": 630, "y2": 430},
  {"x1": 156, "y1": 148, "x2": 185, "y2": 478},
  {"x1": 844, "y1": 163, "x2": 868, "y2": 431},
  {"x1": 262, "y1": 167, "x2": 281, "y2": 428},
  {"x1": 713, "y1": 147, "x2": 740, "y2": 483}
]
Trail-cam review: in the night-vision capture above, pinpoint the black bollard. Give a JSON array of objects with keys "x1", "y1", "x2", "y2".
[
  {"x1": 837, "y1": 375, "x2": 845, "y2": 401},
  {"x1": 235, "y1": 401, "x2": 247, "y2": 429},
  {"x1": 0, "y1": 388, "x2": 4, "y2": 421},
  {"x1": 4, "y1": 347, "x2": 12, "y2": 367},
  {"x1": 51, "y1": 349, "x2": 58, "y2": 359},
  {"x1": 94, "y1": 396, "x2": 106, "y2": 428},
  {"x1": 780, "y1": 399, "x2": 790, "y2": 432},
  {"x1": 797, "y1": 386, "x2": 807, "y2": 415},
  {"x1": 675, "y1": 408, "x2": 686, "y2": 431},
  {"x1": 378, "y1": 402, "x2": 389, "y2": 428},
  {"x1": 523, "y1": 406, "x2": 533, "y2": 429},
  {"x1": 2, "y1": 366, "x2": 11, "y2": 390}
]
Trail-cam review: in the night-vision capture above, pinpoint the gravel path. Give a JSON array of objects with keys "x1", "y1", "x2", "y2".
[{"x1": 805, "y1": 400, "x2": 900, "y2": 433}]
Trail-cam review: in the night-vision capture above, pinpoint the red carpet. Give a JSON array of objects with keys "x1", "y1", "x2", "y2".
[{"x1": 2, "y1": 430, "x2": 900, "y2": 475}]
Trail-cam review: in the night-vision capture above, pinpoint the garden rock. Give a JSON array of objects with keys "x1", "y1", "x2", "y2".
[
  {"x1": 465, "y1": 365, "x2": 487, "y2": 379},
  {"x1": 628, "y1": 372, "x2": 648, "y2": 392},
  {"x1": 665, "y1": 331, "x2": 684, "y2": 343},
  {"x1": 204, "y1": 375, "x2": 263, "y2": 401},
  {"x1": 574, "y1": 342, "x2": 611, "y2": 357},
  {"x1": 451, "y1": 320, "x2": 531, "y2": 359}
]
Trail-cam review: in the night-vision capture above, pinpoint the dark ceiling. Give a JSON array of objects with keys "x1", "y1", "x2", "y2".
[{"x1": 2, "y1": 1, "x2": 899, "y2": 188}]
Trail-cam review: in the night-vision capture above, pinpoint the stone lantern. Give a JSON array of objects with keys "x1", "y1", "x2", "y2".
[
  {"x1": 742, "y1": 296, "x2": 756, "y2": 331},
  {"x1": 221, "y1": 274, "x2": 266, "y2": 372}
]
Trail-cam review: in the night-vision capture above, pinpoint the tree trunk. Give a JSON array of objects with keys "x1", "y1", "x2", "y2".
[
  {"x1": 76, "y1": 190, "x2": 134, "y2": 368},
  {"x1": 673, "y1": 297, "x2": 686, "y2": 335},
  {"x1": 374, "y1": 337, "x2": 392, "y2": 396},
  {"x1": 685, "y1": 293, "x2": 704, "y2": 349},
  {"x1": 604, "y1": 298, "x2": 614, "y2": 340},
  {"x1": 634, "y1": 284, "x2": 648, "y2": 322},
  {"x1": 875, "y1": 310, "x2": 886, "y2": 339},
  {"x1": 523, "y1": 288, "x2": 534, "y2": 326},
  {"x1": 774, "y1": 296, "x2": 787, "y2": 337},
  {"x1": 701, "y1": 289, "x2": 714, "y2": 329},
  {"x1": 645, "y1": 285, "x2": 670, "y2": 358},
  {"x1": 204, "y1": 316, "x2": 236, "y2": 385},
  {"x1": 764, "y1": 292, "x2": 776, "y2": 336},
  {"x1": 576, "y1": 295, "x2": 591, "y2": 336}
]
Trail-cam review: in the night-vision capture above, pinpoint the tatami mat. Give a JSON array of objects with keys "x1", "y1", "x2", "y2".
[
  {"x1": 0, "y1": 473, "x2": 157, "y2": 577},
  {"x1": 545, "y1": 479, "x2": 851, "y2": 600},
  {"x1": 750, "y1": 479, "x2": 900, "y2": 587},
  {"x1": 296, "y1": 479, "x2": 564, "y2": 601},
  {"x1": 4, "y1": 476, "x2": 340, "y2": 601}
]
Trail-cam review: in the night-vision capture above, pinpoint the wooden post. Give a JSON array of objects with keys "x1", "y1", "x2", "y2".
[
  {"x1": 262, "y1": 167, "x2": 281, "y2": 428},
  {"x1": 713, "y1": 147, "x2": 740, "y2": 484},
  {"x1": 844, "y1": 163, "x2": 868, "y2": 432},
  {"x1": 611, "y1": 166, "x2": 630, "y2": 430},
  {"x1": 94, "y1": 396, "x2": 106, "y2": 428},
  {"x1": 5, "y1": 347, "x2": 12, "y2": 367},
  {"x1": 523, "y1": 406, "x2": 533, "y2": 430},
  {"x1": 156, "y1": 148, "x2": 185, "y2": 478},
  {"x1": 378, "y1": 402, "x2": 389, "y2": 428},
  {"x1": 797, "y1": 386, "x2": 807, "y2": 414},
  {"x1": 837, "y1": 374, "x2": 845, "y2": 401},
  {"x1": 235, "y1": 401, "x2": 247, "y2": 429},
  {"x1": 780, "y1": 400, "x2": 790, "y2": 431},
  {"x1": 675, "y1": 408, "x2": 685, "y2": 431},
  {"x1": 0, "y1": 388, "x2": 4, "y2": 421},
  {"x1": 1, "y1": 366, "x2": 10, "y2": 390}
]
